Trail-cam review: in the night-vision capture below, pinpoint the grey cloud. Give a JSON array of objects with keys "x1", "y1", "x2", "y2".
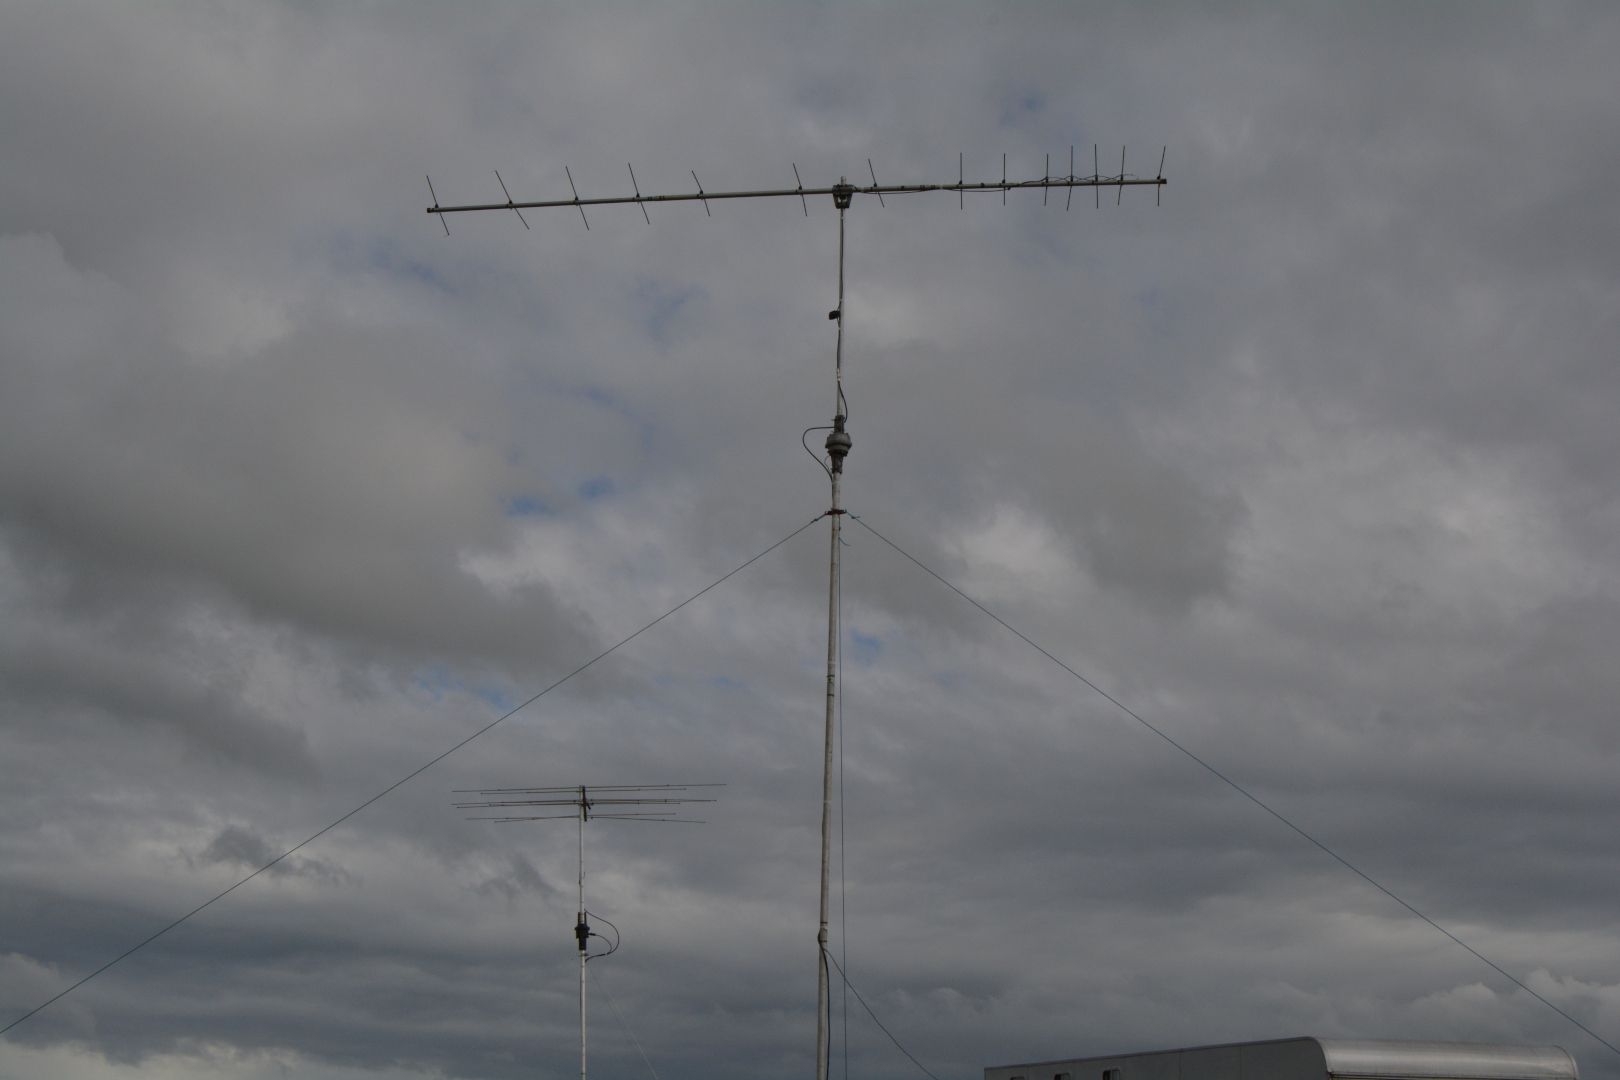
[
  {"x1": 192, "y1": 825, "x2": 353, "y2": 886},
  {"x1": 4, "y1": 5, "x2": 1620, "y2": 1080}
]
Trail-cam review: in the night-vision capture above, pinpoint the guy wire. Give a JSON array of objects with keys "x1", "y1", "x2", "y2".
[
  {"x1": 589, "y1": 962, "x2": 660, "y2": 1080},
  {"x1": 1, "y1": 513, "x2": 830, "y2": 1036},
  {"x1": 823, "y1": 947, "x2": 941, "y2": 1080},
  {"x1": 847, "y1": 512, "x2": 1620, "y2": 1060}
]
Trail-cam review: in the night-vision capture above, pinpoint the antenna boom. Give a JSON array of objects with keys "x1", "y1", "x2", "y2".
[{"x1": 427, "y1": 176, "x2": 1165, "y2": 217}]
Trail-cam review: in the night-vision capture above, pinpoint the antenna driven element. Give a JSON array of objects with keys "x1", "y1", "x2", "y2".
[
  {"x1": 456, "y1": 783, "x2": 720, "y2": 1080},
  {"x1": 495, "y1": 171, "x2": 529, "y2": 229},
  {"x1": 628, "y1": 163, "x2": 651, "y2": 224},
  {"x1": 565, "y1": 166, "x2": 589, "y2": 230}
]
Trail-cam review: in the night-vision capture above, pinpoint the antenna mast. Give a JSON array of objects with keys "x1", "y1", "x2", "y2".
[
  {"x1": 428, "y1": 149, "x2": 1165, "y2": 1080},
  {"x1": 455, "y1": 783, "x2": 719, "y2": 1080}
]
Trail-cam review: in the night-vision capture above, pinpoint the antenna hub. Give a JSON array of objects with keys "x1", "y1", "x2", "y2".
[
  {"x1": 824, "y1": 418, "x2": 851, "y2": 473},
  {"x1": 832, "y1": 179, "x2": 854, "y2": 210},
  {"x1": 575, "y1": 912, "x2": 589, "y2": 951}
]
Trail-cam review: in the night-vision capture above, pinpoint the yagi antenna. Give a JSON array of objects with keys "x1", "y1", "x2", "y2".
[
  {"x1": 456, "y1": 783, "x2": 721, "y2": 1080},
  {"x1": 425, "y1": 155, "x2": 1165, "y2": 225},
  {"x1": 425, "y1": 146, "x2": 1166, "y2": 1080}
]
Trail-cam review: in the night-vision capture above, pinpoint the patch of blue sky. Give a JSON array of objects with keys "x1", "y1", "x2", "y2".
[
  {"x1": 504, "y1": 495, "x2": 552, "y2": 517},
  {"x1": 632, "y1": 277, "x2": 704, "y2": 349},
  {"x1": 711, "y1": 674, "x2": 747, "y2": 691},
  {"x1": 1135, "y1": 282, "x2": 1176, "y2": 337},
  {"x1": 848, "y1": 630, "x2": 882, "y2": 666},
  {"x1": 997, "y1": 89, "x2": 1046, "y2": 129},
  {"x1": 793, "y1": 73, "x2": 862, "y2": 113},
  {"x1": 325, "y1": 233, "x2": 456, "y2": 295},
  {"x1": 577, "y1": 477, "x2": 613, "y2": 500},
  {"x1": 410, "y1": 665, "x2": 516, "y2": 711},
  {"x1": 559, "y1": 382, "x2": 660, "y2": 459}
]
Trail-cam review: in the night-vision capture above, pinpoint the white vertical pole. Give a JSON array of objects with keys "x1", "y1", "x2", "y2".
[
  {"x1": 817, "y1": 194, "x2": 851, "y2": 1080},
  {"x1": 579, "y1": 791, "x2": 587, "y2": 1080}
]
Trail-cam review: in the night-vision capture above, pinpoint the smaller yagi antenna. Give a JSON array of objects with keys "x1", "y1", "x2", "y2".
[{"x1": 456, "y1": 783, "x2": 720, "y2": 1080}]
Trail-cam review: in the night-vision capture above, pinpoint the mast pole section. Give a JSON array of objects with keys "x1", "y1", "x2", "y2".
[
  {"x1": 817, "y1": 180, "x2": 854, "y2": 1080},
  {"x1": 579, "y1": 788, "x2": 587, "y2": 1080}
]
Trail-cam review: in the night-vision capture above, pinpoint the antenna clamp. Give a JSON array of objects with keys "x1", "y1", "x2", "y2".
[
  {"x1": 832, "y1": 180, "x2": 855, "y2": 210},
  {"x1": 824, "y1": 416, "x2": 852, "y2": 473}
]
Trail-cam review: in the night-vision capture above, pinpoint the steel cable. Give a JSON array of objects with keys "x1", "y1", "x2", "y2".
[
  {"x1": 2, "y1": 513, "x2": 828, "y2": 1036},
  {"x1": 849, "y1": 512, "x2": 1620, "y2": 1060}
]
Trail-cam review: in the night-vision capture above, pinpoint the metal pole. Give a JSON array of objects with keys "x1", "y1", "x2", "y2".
[
  {"x1": 817, "y1": 187, "x2": 853, "y2": 1080},
  {"x1": 579, "y1": 791, "x2": 587, "y2": 1080}
]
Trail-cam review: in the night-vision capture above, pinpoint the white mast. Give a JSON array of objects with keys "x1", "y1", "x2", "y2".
[
  {"x1": 578, "y1": 788, "x2": 588, "y2": 1080},
  {"x1": 816, "y1": 179, "x2": 854, "y2": 1080}
]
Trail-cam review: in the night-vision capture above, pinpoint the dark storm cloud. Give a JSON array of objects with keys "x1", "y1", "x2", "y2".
[{"x1": 3, "y1": 5, "x2": 1620, "y2": 1080}]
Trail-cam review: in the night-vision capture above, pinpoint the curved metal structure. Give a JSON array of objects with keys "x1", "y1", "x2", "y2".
[{"x1": 986, "y1": 1037, "x2": 1579, "y2": 1080}]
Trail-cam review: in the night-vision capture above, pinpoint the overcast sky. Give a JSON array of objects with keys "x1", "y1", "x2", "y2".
[{"x1": 4, "y1": 5, "x2": 1620, "y2": 1080}]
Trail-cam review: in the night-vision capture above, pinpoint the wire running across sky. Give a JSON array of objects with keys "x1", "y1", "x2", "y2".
[
  {"x1": 9, "y1": 504, "x2": 1612, "y2": 1062},
  {"x1": 0, "y1": 513, "x2": 829, "y2": 1037},
  {"x1": 848, "y1": 512, "x2": 1620, "y2": 1060}
]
